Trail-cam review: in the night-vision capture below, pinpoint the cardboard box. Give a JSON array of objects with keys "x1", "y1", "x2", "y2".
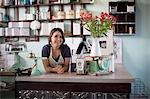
[
  {"x1": 73, "y1": 22, "x2": 81, "y2": 35},
  {"x1": 55, "y1": 22, "x2": 64, "y2": 32},
  {"x1": 11, "y1": 28, "x2": 20, "y2": 36},
  {"x1": 19, "y1": 22, "x2": 30, "y2": 28},
  {"x1": 8, "y1": 22, "x2": 18, "y2": 28},
  {"x1": 20, "y1": 28, "x2": 30, "y2": 36},
  {"x1": 5, "y1": 28, "x2": 10, "y2": 36},
  {"x1": 25, "y1": 14, "x2": 34, "y2": 20},
  {"x1": 0, "y1": 28, "x2": 4, "y2": 36},
  {"x1": 40, "y1": 22, "x2": 49, "y2": 36}
]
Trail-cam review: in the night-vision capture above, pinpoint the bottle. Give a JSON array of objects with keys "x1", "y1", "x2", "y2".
[{"x1": 129, "y1": 27, "x2": 133, "y2": 34}]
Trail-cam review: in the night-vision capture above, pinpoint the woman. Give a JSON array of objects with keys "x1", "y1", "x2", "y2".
[{"x1": 42, "y1": 28, "x2": 71, "y2": 74}]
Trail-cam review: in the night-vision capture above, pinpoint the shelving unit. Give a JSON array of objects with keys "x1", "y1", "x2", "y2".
[
  {"x1": 109, "y1": 0, "x2": 135, "y2": 35},
  {"x1": 0, "y1": 0, "x2": 94, "y2": 42}
]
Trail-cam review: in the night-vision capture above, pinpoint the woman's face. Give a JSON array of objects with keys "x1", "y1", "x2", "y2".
[{"x1": 51, "y1": 31, "x2": 63, "y2": 48}]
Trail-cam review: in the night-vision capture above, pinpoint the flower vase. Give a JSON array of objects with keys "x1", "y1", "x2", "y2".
[{"x1": 90, "y1": 37, "x2": 102, "y2": 57}]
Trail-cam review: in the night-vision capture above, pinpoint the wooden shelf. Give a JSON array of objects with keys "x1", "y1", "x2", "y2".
[
  {"x1": 0, "y1": 18, "x2": 81, "y2": 23},
  {"x1": 0, "y1": 2, "x2": 93, "y2": 8},
  {"x1": 0, "y1": 1, "x2": 94, "y2": 41},
  {"x1": 109, "y1": 0, "x2": 136, "y2": 35},
  {"x1": 109, "y1": 12, "x2": 135, "y2": 14}
]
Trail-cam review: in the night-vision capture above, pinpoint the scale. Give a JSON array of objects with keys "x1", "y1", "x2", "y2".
[
  {"x1": 29, "y1": 57, "x2": 46, "y2": 76},
  {"x1": 5, "y1": 42, "x2": 27, "y2": 72},
  {"x1": 27, "y1": 51, "x2": 47, "y2": 76}
]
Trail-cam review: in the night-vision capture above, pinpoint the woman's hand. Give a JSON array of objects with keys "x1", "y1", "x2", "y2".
[{"x1": 53, "y1": 65, "x2": 65, "y2": 74}]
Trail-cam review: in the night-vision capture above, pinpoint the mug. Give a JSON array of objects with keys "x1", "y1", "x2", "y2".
[{"x1": 88, "y1": 60, "x2": 100, "y2": 74}]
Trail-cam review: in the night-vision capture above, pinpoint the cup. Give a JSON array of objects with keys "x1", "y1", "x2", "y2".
[{"x1": 88, "y1": 60, "x2": 100, "y2": 74}]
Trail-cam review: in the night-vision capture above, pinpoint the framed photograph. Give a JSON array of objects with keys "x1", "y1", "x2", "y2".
[{"x1": 99, "y1": 41, "x2": 107, "y2": 49}]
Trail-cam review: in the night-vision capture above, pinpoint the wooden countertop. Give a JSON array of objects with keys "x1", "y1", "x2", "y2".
[
  {"x1": 0, "y1": 71, "x2": 15, "y2": 76},
  {"x1": 15, "y1": 64, "x2": 134, "y2": 83}
]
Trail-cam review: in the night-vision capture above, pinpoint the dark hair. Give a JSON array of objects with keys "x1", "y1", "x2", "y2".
[{"x1": 48, "y1": 28, "x2": 65, "y2": 45}]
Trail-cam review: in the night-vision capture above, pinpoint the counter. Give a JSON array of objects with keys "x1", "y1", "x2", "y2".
[{"x1": 15, "y1": 64, "x2": 134, "y2": 98}]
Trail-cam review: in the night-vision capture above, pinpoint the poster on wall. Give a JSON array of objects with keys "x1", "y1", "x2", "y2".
[{"x1": 114, "y1": 38, "x2": 122, "y2": 64}]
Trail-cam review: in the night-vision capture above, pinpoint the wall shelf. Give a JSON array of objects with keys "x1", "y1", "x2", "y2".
[
  {"x1": 0, "y1": 2, "x2": 93, "y2": 8},
  {"x1": 109, "y1": 0, "x2": 136, "y2": 35},
  {"x1": 0, "y1": 0, "x2": 94, "y2": 42}
]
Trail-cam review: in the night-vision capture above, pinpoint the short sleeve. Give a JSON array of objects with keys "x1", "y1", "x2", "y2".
[
  {"x1": 61, "y1": 44, "x2": 71, "y2": 58},
  {"x1": 42, "y1": 44, "x2": 50, "y2": 58}
]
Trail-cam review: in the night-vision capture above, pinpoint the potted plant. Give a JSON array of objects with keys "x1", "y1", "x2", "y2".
[
  {"x1": 80, "y1": 11, "x2": 116, "y2": 57},
  {"x1": 80, "y1": 11, "x2": 116, "y2": 38}
]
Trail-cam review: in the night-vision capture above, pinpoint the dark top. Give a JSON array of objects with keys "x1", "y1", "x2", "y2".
[{"x1": 42, "y1": 44, "x2": 71, "y2": 59}]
